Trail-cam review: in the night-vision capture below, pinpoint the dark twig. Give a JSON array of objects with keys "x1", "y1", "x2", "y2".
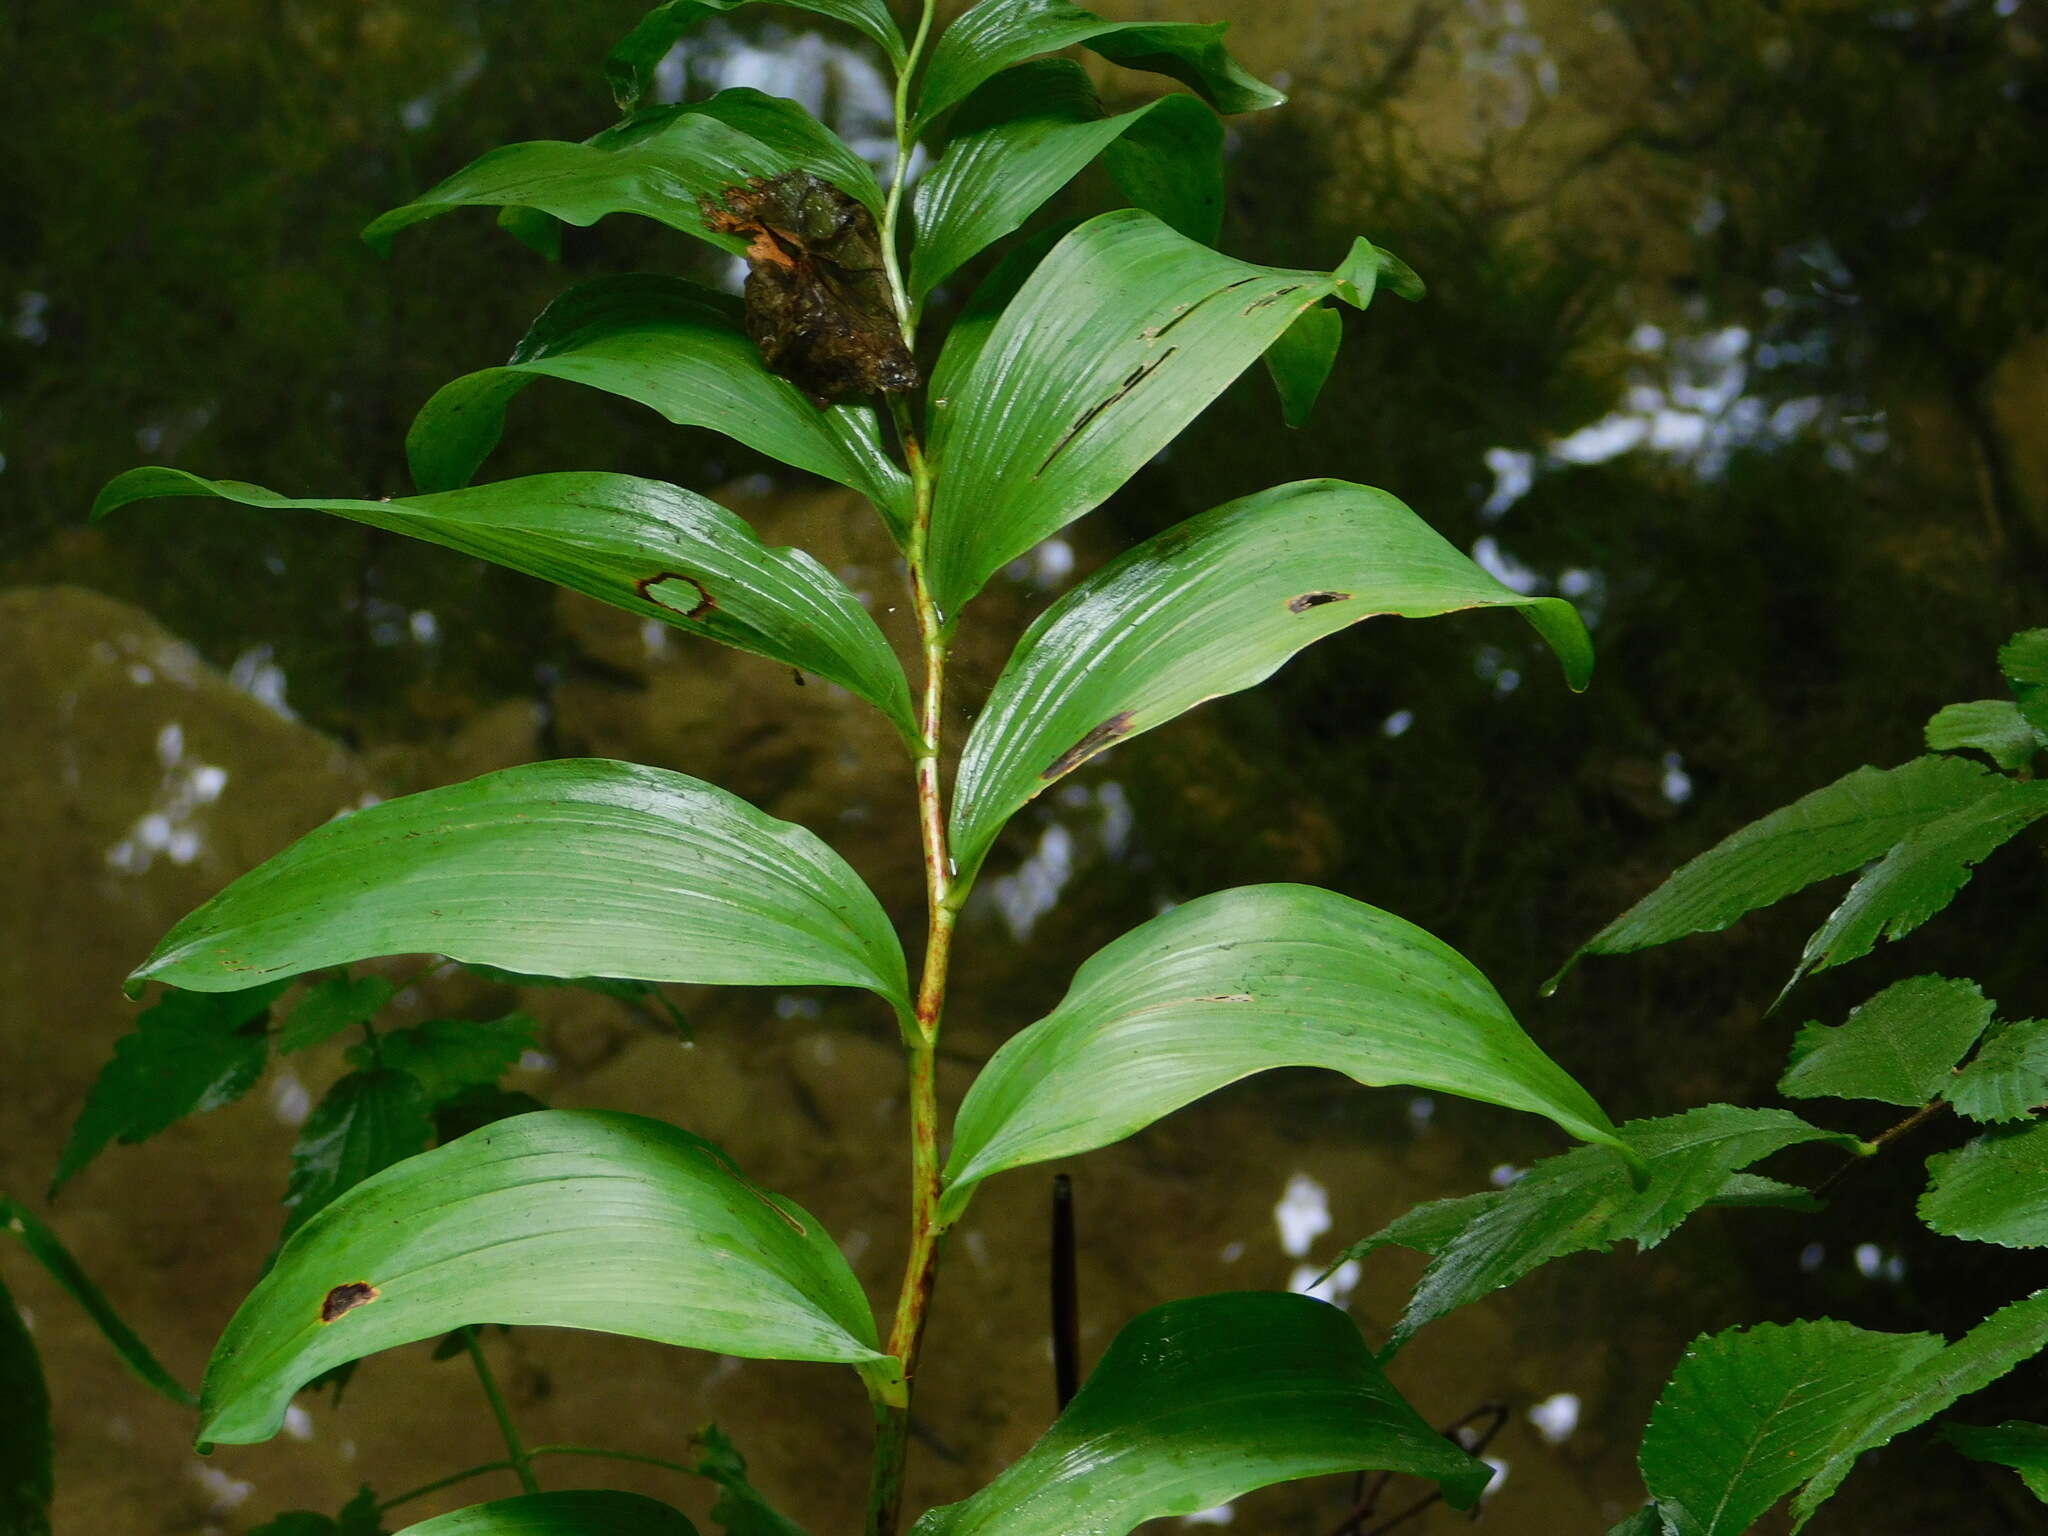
[
  {"x1": 1324, "y1": 1401, "x2": 1509, "y2": 1536},
  {"x1": 1051, "y1": 1174, "x2": 1080, "y2": 1410}
]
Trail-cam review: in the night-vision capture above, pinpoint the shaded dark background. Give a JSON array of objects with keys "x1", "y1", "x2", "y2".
[{"x1": 3, "y1": 0, "x2": 2046, "y2": 1531}]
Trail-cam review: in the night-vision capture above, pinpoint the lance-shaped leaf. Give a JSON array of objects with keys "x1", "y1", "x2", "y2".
[
  {"x1": 607, "y1": 0, "x2": 906, "y2": 110},
  {"x1": 2, "y1": 1198, "x2": 197, "y2": 1407},
  {"x1": 1263, "y1": 304, "x2": 1343, "y2": 427},
  {"x1": 1946, "y1": 1018, "x2": 2048, "y2": 1123},
  {"x1": 1925, "y1": 699, "x2": 2042, "y2": 772},
  {"x1": 126, "y1": 758, "x2": 911, "y2": 1016},
  {"x1": 941, "y1": 885, "x2": 1623, "y2": 1223},
  {"x1": 1940, "y1": 1421, "x2": 2048, "y2": 1503},
  {"x1": 0, "y1": 1274, "x2": 51, "y2": 1536},
  {"x1": 1331, "y1": 1106, "x2": 1852, "y2": 1356},
  {"x1": 949, "y1": 479, "x2": 1592, "y2": 882},
  {"x1": 1920, "y1": 1122, "x2": 2048, "y2": 1248},
  {"x1": 362, "y1": 91, "x2": 878, "y2": 257},
  {"x1": 1789, "y1": 1290, "x2": 2048, "y2": 1528},
  {"x1": 1778, "y1": 975, "x2": 1992, "y2": 1107},
  {"x1": 409, "y1": 276, "x2": 910, "y2": 530},
  {"x1": 910, "y1": 1291, "x2": 1489, "y2": 1536},
  {"x1": 916, "y1": 0, "x2": 1284, "y2": 130},
  {"x1": 923, "y1": 213, "x2": 1406, "y2": 614},
  {"x1": 909, "y1": 60, "x2": 1221, "y2": 303},
  {"x1": 399, "y1": 1491, "x2": 698, "y2": 1535},
  {"x1": 1546, "y1": 755, "x2": 1999, "y2": 993},
  {"x1": 202, "y1": 1110, "x2": 891, "y2": 1444},
  {"x1": 1787, "y1": 778, "x2": 2048, "y2": 993},
  {"x1": 93, "y1": 468, "x2": 914, "y2": 739}
]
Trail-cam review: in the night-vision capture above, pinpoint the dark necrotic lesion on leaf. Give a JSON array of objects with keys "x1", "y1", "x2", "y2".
[{"x1": 701, "y1": 172, "x2": 920, "y2": 405}]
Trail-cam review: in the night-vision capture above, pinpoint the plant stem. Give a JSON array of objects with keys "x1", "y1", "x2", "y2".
[
  {"x1": 376, "y1": 1444, "x2": 705, "y2": 1516},
  {"x1": 527, "y1": 1444, "x2": 704, "y2": 1480},
  {"x1": 1812, "y1": 1097, "x2": 1951, "y2": 1199},
  {"x1": 876, "y1": 0, "x2": 939, "y2": 342},
  {"x1": 377, "y1": 1460, "x2": 518, "y2": 1515},
  {"x1": 464, "y1": 1331, "x2": 540, "y2": 1496}
]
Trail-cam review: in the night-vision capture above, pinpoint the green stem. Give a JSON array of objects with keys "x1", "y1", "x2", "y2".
[
  {"x1": 376, "y1": 1460, "x2": 519, "y2": 1516},
  {"x1": 877, "y1": 0, "x2": 939, "y2": 342},
  {"x1": 526, "y1": 1444, "x2": 704, "y2": 1480},
  {"x1": 464, "y1": 1331, "x2": 540, "y2": 1496},
  {"x1": 1812, "y1": 1098, "x2": 1951, "y2": 1199}
]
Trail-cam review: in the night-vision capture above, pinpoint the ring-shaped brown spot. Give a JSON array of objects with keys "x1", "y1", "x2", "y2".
[
  {"x1": 1287, "y1": 590, "x2": 1353, "y2": 614},
  {"x1": 320, "y1": 1281, "x2": 379, "y2": 1323},
  {"x1": 636, "y1": 571, "x2": 716, "y2": 621}
]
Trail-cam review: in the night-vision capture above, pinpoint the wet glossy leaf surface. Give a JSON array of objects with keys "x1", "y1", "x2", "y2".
[
  {"x1": 923, "y1": 211, "x2": 1407, "y2": 614},
  {"x1": 397, "y1": 1490, "x2": 699, "y2": 1535},
  {"x1": 941, "y1": 884, "x2": 1624, "y2": 1222},
  {"x1": 949, "y1": 478, "x2": 1593, "y2": 881},
  {"x1": 1945, "y1": 1018, "x2": 2048, "y2": 1122},
  {"x1": 1924, "y1": 699, "x2": 2042, "y2": 771},
  {"x1": 1778, "y1": 975, "x2": 1993, "y2": 1107},
  {"x1": 127, "y1": 758, "x2": 910, "y2": 1015},
  {"x1": 95, "y1": 468, "x2": 914, "y2": 738},
  {"x1": 1920, "y1": 1121, "x2": 2048, "y2": 1247},
  {"x1": 203, "y1": 1110, "x2": 890, "y2": 1443},
  {"x1": 909, "y1": 1292, "x2": 1489, "y2": 1536}
]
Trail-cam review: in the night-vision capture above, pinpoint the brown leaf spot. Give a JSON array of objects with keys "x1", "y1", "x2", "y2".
[
  {"x1": 1287, "y1": 590, "x2": 1352, "y2": 614},
  {"x1": 636, "y1": 571, "x2": 716, "y2": 621},
  {"x1": 1042, "y1": 711, "x2": 1136, "y2": 781},
  {"x1": 320, "y1": 1282, "x2": 378, "y2": 1323},
  {"x1": 1198, "y1": 993, "x2": 1254, "y2": 1003}
]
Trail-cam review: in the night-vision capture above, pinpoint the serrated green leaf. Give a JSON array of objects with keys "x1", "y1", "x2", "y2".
[
  {"x1": 948, "y1": 479, "x2": 1593, "y2": 882},
  {"x1": 54, "y1": 983, "x2": 286, "y2": 1193},
  {"x1": 1946, "y1": 1018, "x2": 2048, "y2": 1122},
  {"x1": 1606, "y1": 1507, "x2": 1686, "y2": 1536},
  {"x1": 93, "y1": 469, "x2": 914, "y2": 741},
  {"x1": 0, "y1": 1274, "x2": 52, "y2": 1536},
  {"x1": 1920, "y1": 1122, "x2": 2048, "y2": 1247},
  {"x1": 363, "y1": 90, "x2": 879, "y2": 256},
  {"x1": 942, "y1": 884, "x2": 1624, "y2": 1223},
  {"x1": 202, "y1": 1110, "x2": 891, "y2": 1444},
  {"x1": 127, "y1": 759, "x2": 910, "y2": 1016},
  {"x1": 281, "y1": 1071, "x2": 435, "y2": 1239},
  {"x1": 916, "y1": 0, "x2": 1284, "y2": 130},
  {"x1": 1548, "y1": 755, "x2": 1998, "y2": 992},
  {"x1": 606, "y1": 0, "x2": 905, "y2": 110},
  {"x1": 1778, "y1": 975, "x2": 1992, "y2": 1107},
  {"x1": 408, "y1": 275, "x2": 909, "y2": 533},
  {"x1": 1639, "y1": 1320, "x2": 1945, "y2": 1536},
  {"x1": 1924, "y1": 700, "x2": 2042, "y2": 772},
  {"x1": 909, "y1": 61, "x2": 1220, "y2": 303},
  {"x1": 922, "y1": 211, "x2": 1407, "y2": 615},
  {"x1": 355, "y1": 1017, "x2": 537, "y2": 1104},
  {"x1": 1262, "y1": 304, "x2": 1342, "y2": 427},
  {"x1": 1, "y1": 1199, "x2": 197, "y2": 1406},
  {"x1": 1791, "y1": 1290, "x2": 2048, "y2": 1528},
  {"x1": 282, "y1": 977, "x2": 398, "y2": 1054},
  {"x1": 338, "y1": 1487, "x2": 388, "y2": 1536},
  {"x1": 1331, "y1": 1106, "x2": 1850, "y2": 1354},
  {"x1": 691, "y1": 1426, "x2": 810, "y2": 1536},
  {"x1": 1940, "y1": 1420, "x2": 2048, "y2": 1503},
  {"x1": 396, "y1": 1491, "x2": 699, "y2": 1536},
  {"x1": 1791, "y1": 778, "x2": 2048, "y2": 991},
  {"x1": 910, "y1": 1292, "x2": 1489, "y2": 1536},
  {"x1": 2000, "y1": 629, "x2": 2048, "y2": 688}
]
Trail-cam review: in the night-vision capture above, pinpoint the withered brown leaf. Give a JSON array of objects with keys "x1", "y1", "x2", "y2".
[{"x1": 701, "y1": 171, "x2": 920, "y2": 406}]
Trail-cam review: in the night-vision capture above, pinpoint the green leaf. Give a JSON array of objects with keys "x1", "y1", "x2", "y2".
[
  {"x1": 362, "y1": 91, "x2": 880, "y2": 257},
  {"x1": 1638, "y1": 1321, "x2": 1945, "y2": 1536},
  {"x1": 408, "y1": 275, "x2": 910, "y2": 532},
  {"x1": 1606, "y1": 1507, "x2": 1688, "y2": 1536},
  {"x1": 53, "y1": 982, "x2": 286, "y2": 1193},
  {"x1": 909, "y1": 61, "x2": 1220, "y2": 303},
  {"x1": 1940, "y1": 1420, "x2": 2048, "y2": 1503},
  {"x1": 1263, "y1": 305, "x2": 1342, "y2": 427},
  {"x1": 941, "y1": 884, "x2": 1624, "y2": 1223},
  {"x1": 1547, "y1": 755, "x2": 1999, "y2": 992},
  {"x1": 922, "y1": 210, "x2": 1408, "y2": 614},
  {"x1": 691, "y1": 1426, "x2": 810, "y2": 1536},
  {"x1": 281, "y1": 976, "x2": 398, "y2": 1054},
  {"x1": 1924, "y1": 700, "x2": 2041, "y2": 772},
  {"x1": 1330, "y1": 1106, "x2": 1852, "y2": 1354},
  {"x1": 1, "y1": 1198, "x2": 195, "y2": 1407},
  {"x1": 281, "y1": 1070, "x2": 435, "y2": 1239},
  {"x1": 1778, "y1": 975, "x2": 1992, "y2": 1107},
  {"x1": 2001, "y1": 628, "x2": 2048, "y2": 738},
  {"x1": 93, "y1": 469, "x2": 915, "y2": 741},
  {"x1": 201, "y1": 1110, "x2": 891, "y2": 1445},
  {"x1": 606, "y1": 0, "x2": 906, "y2": 109},
  {"x1": 1921, "y1": 1122, "x2": 2048, "y2": 1247},
  {"x1": 354, "y1": 1016, "x2": 537, "y2": 1104},
  {"x1": 251, "y1": 1487, "x2": 388, "y2": 1536},
  {"x1": 1946, "y1": 1018, "x2": 2048, "y2": 1122},
  {"x1": 948, "y1": 479, "x2": 1594, "y2": 883},
  {"x1": 1789, "y1": 778, "x2": 2048, "y2": 991},
  {"x1": 396, "y1": 1491, "x2": 699, "y2": 1535},
  {"x1": 909, "y1": 1292, "x2": 1489, "y2": 1536},
  {"x1": 0, "y1": 1274, "x2": 52, "y2": 1536},
  {"x1": 127, "y1": 758, "x2": 910, "y2": 1017},
  {"x1": 1791, "y1": 1290, "x2": 2048, "y2": 1528},
  {"x1": 916, "y1": 0, "x2": 1284, "y2": 130}
]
